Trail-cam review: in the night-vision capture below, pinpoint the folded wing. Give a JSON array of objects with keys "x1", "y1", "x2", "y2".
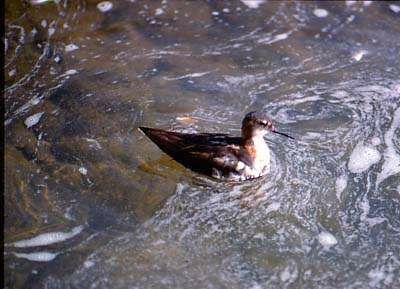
[{"x1": 138, "y1": 127, "x2": 244, "y2": 177}]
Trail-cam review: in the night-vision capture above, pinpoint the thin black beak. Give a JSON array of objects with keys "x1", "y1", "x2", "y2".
[{"x1": 272, "y1": 130, "x2": 295, "y2": 140}]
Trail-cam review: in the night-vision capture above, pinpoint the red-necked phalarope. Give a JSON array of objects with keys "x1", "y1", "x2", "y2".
[{"x1": 139, "y1": 111, "x2": 294, "y2": 181}]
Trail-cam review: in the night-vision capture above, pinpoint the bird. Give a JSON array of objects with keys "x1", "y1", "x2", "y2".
[{"x1": 139, "y1": 111, "x2": 294, "y2": 181}]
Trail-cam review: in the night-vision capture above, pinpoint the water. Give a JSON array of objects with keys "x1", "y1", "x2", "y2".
[{"x1": 4, "y1": 1, "x2": 400, "y2": 288}]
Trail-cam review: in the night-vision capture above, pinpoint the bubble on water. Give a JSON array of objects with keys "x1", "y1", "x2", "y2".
[
  {"x1": 363, "y1": 1, "x2": 373, "y2": 6},
  {"x1": 24, "y1": 112, "x2": 44, "y2": 128},
  {"x1": 97, "y1": 1, "x2": 113, "y2": 13},
  {"x1": 313, "y1": 8, "x2": 329, "y2": 18},
  {"x1": 317, "y1": 231, "x2": 338, "y2": 248},
  {"x1": 348, "y1": 142, "x2": 381, "y2": 174},
  {"x1": 211, "y1": 11, "x2": 219, "y2": 16},
  {"x1": 65, "y1": 43, "x2": 79, "y2": 52},
  {"x1": 389, "y1": 4, "x2": 400, "y2": 13},
  {"x1": 13, "y1": 251, "x2": 58, "y2": 262},
  {"x1": 240, "y1": 0, "x2": 265, "y2": 9},
  {"x1": 222, "y1": 8, "x2": 230, "y2": 13},
  {"x1": 352, "y1": 50, "x2": 367, "y2": 61}
]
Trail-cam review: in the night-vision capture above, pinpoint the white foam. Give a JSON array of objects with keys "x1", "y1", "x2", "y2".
[
  {"x1": 359, "y1": 195, "x2": 370, "y2": 222},
  {"x1": 54, "y1": 54, "x2": 61, "y2": 63},
  {"x1": 352, "y1": 50, "x2": 367, "y2": 61},
  {"x1": 24, "y1": 112, "x2": 44, "y2": 128},
  {"x1": 41, "y1": 19, "x2": 47, "y2": 28},
  {"x1": 48, "y1": 27, "x2": 55, "y2": 37},
  {"x1": 389, "y1": 4, "x2": 400, "y2": 13},
  {"x1": 280, "y1": 265, "x2": 298, "y2": 283},
  {"x1": 15, "y1": 96, "x2": 43, "y2": 116},
  {"x1": 265, "y1": 202, "x2": 280, "y2": 214},
  {"x1": 64, "y1": 206, "x2": 75, "y2": 221},
  {"x1": 368, "y1": 267, "x2": 394, "y2": 287},
  {"x1": 348, "y1": 142, "x2": 381, "y2": 173},
  {"x1": 258, "y1": 32, "x2": 291, "y2": 45},
  {"x1": 151, "y1": 239, "x2": 166, "y2": 246},
  {"x1": 97, "y1": 1, "x2": 113, "y2": 13},
  {"x1": 10, "y1": 225, "x2": 83, "y2": 248},
  {"x1": 366, "y1": 217, "x2": 386, "y2": 227},
  {"x1": 84, "y1": 260, "x2": 95, "y2": 268},
  {"x1": 335, "y1": 175, "x2": 347, "y2": 200},
  {"x1": 8, "y1": 69, "x2": 16, "y2": 77},
  {"x1": 58, "y1": 69, "x2": 78, "y2": 78},
  {"x1": 30, "y1": 0, "x2": 53, "y2": 4},
  {"x1": 163, "y1": 71, "x2": 212, "y2": 80},
  {"x1": 377, "y1": 107, "x2": 400, "y2": 184},
  {"x1": 13, "y1": 251, "x2": 58, "y2": 262},
  {"x1": 313, "y1": 8, "x2": 329, "y2": 18},
  {"x1": 86, "y1": 138, "x2": 102, "y2": 149},
  {"x1": 332, "y1": 90, "x2": 349, "y2": 99},
  {"x1": 155, "y1": 8, "x2": 164, "y2": 16},
  {"x1": 249, "y1": 283, "x2": 263, "y2": 289},
  {"x1": 370, "y1": 137, "x2": 381, "y2": 146},
  {"x1": 79, "y1": 167, "x2": 88, "y2": 175},
  {"x1": 394, "y1": 83, "x2": 400, "y2": 94},
  {"x1": 240, "y1": 0, "x2": 265, "y2": 9},
  {"x1": 317, "y1": 231, "x2": 338, "y2": 248},
  {"x1": 65, "y1": 43, "x2": 79, "y2": 52}
]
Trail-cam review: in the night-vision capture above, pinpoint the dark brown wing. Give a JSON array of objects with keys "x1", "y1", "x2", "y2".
[{"x1": 138, "y1": 127, "x2": 245, "y2": 177}]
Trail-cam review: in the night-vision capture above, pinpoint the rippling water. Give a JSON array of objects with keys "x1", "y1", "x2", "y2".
[{"x1": 4, "y1": 1, "x2": 400, "y2": 288}]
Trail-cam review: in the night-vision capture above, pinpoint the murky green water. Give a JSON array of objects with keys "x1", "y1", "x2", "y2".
[{"x1": 4, "y1": 1, "x2": 400, "y2": 288}]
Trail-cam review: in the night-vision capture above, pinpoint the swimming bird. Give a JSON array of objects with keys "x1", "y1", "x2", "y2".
[{"x1": 139, "y1": 111, "x2": 294, "y2": 181}]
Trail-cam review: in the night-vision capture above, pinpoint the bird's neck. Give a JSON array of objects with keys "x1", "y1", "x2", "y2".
[{"x1": 242, "y1": 134, "x2": 270, "y2": 167}]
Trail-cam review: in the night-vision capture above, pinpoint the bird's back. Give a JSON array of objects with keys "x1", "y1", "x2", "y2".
[{"x1": 138, "y1": 127, "x2": 246, "y2": 178}]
